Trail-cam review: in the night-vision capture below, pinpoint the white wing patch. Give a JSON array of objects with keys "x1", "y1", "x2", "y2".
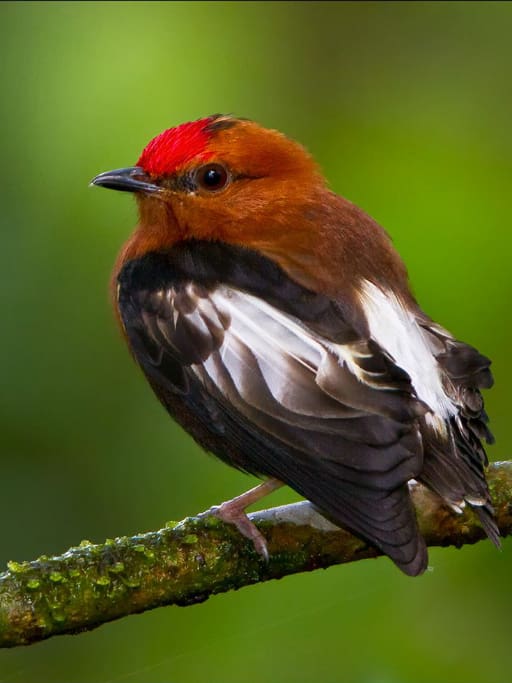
[
  {"x1": 358, "y1": 280, "x2": 456, "y2": 425},
  {"x1": 206, "y1": 287, "x2": 341, "y2": 417},
  {"x1": 168, "y1": 284, "x2": 423, "y2": 426},
  {"x1": 215, "y1": 288, "x2": 321, "y2": 369}
]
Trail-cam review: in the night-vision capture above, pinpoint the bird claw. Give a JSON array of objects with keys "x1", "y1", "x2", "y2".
[{"x1": 206, "y1": 502, "x2": 270, "y2": 561}]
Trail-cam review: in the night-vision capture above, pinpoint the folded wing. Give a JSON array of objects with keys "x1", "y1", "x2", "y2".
[{"x1": 118, "y1": 244, "x2": 432, "y2": 574}]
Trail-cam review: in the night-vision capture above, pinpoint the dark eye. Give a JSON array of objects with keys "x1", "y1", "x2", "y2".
[{"x1": 195, "y1": 163, "x2": 230, "y2": 192}]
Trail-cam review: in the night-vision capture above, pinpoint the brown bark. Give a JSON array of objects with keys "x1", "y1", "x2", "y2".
[{"x1": 1, "y1": 461, "x2": 510, "y2": 648}]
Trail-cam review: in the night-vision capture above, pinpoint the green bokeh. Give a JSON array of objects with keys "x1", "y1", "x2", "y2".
[{"x1": 1, "y1": 1, "x2": 511, "y2": 681}]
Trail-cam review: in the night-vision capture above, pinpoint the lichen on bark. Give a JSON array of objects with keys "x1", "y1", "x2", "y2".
[{"x1": 0, "y1": 461, "x2": 511, "y2": 648}]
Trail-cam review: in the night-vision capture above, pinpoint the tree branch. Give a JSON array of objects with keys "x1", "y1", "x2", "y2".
[{"x1": 1, "y1": 461, "x2": 511, "y2": 648}]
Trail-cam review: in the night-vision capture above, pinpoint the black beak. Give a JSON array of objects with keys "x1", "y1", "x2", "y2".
[{"x1": 90, "y1": 166, "x2": 161, "y2": 194}]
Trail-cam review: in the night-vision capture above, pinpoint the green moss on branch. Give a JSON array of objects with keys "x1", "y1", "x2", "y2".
[{"x1": 1, "y1": 461, "x2": 511, "y2": 648}]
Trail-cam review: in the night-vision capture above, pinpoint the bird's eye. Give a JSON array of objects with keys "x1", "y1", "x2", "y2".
[{"x1": 195, "y1": 163, "x2": 230, "y2": 192}]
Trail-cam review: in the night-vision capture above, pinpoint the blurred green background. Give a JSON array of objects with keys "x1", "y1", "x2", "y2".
[{"x1": 1, "y1": 1, "x2": 511, "y2": 681}]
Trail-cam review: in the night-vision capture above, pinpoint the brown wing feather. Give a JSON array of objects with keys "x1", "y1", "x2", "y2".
[
  {"x1": 418, "y1": 320, "x2": 499, "y2": 546},
  {"x1": 117, "y1": 243, "x2": 430, "y2": 575}
]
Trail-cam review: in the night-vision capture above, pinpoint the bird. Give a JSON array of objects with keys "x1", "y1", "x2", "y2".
[{"x1": 92, "y1": 114, "x2": 498, "y2": 576}]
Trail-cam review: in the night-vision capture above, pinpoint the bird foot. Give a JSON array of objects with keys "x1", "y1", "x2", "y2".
[
  {"x1": 201, "y1": 479, "x2": 283, "y2": 560},
  {"x1": 207, "y1": 501, "x2": 270, "y2": 561}
]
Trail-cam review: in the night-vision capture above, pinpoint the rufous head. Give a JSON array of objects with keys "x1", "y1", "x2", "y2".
[
  {"x1": 94, "y1": 115, "x2": 412, "y2": 299},
  {"x1": 92, "y1": 115, "x2": 325, "y2": 252}
]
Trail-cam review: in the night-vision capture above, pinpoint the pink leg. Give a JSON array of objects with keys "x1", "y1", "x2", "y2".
[{"x1": 206, "y1": 478, "x2": 283, "y2": 560}]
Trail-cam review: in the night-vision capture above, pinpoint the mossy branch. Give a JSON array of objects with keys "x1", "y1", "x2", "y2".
[{"x1": 1, "y1": 461, "x2": 511, "y2": 648}]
